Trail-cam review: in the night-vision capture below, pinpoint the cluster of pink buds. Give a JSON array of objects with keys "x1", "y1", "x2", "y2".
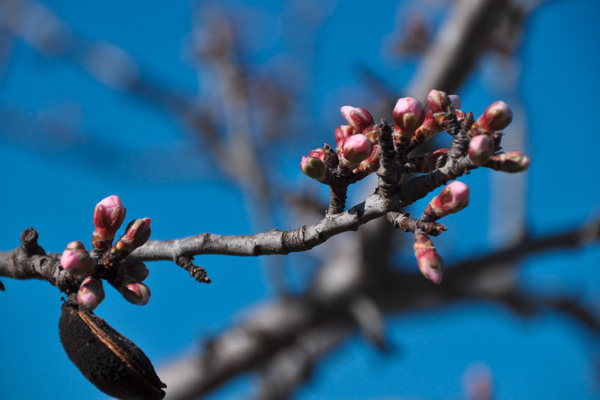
[
  {"x1": 392, "y1": 89, "x2": 459, "y2": 148},
  {"x1": 300, "y1": 106, "x2": 381, "y2": 187},
  {"x1": 301, "y1": 89, "x2": 530, "y2": 284},
  {"x1": 335, "y1": 106, "x2": 380, "y2": 173},
  {"x1": 59, "y1": 195, "x2": 153, "y2": 310}
]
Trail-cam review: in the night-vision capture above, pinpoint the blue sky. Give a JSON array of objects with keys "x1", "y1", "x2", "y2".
[{"x1": 1, "y1": 0, "x2": 600, "y2": 399}]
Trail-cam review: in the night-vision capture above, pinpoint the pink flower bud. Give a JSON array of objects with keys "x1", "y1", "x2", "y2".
[
  {"x1": 120, "y1": 279, "x2": 151, "y2": 305},
  {"x1": 477, "y1": 101, "x2": 512, "y2": 132},
  {"x1": 307, "y1": 148, "x2": 325, "y2": 161},
  {"x1": 414, "y1": 232, "x2": 443, "y2": 284},
  {"x1": 493, "y1": 151, "x2": 530, "y2": 173},
  {"x1": 468, "y1": 135, "x2": 495, "y2": 166},
  {"x1": 115, "y1": 218, "x2": 152, "y2": 255},
  {"x1": 424, "y1": 181, "x2": 470, "y2": 220},
  {"x1": 334, "y1": 125, "x2": 355, "y2": 149},
  {"x1": 427, "y1": 89, "x2": 453, "y2": 115},
  {"x1": 455, "y1": 109, "x2": 467, "y2": 120},
  {"x1": 61, "y1": 241, "x2": 96, "y2": 275},
  {"x1": 92, "y1": 195, "x2": 127, "y2": 253},
  {"x1": 66, "y1": 240, "x2": 86, "y2": 251},
  {"x1": 393, "y1": 97, "x2": 425, "y2": 135},
  {"x1": 123, "y1": 260, "x2": 150, "y2": 282},
  {"x1": 448, "y1": 94, "x2": 461, "y2": 109},
  {"x1": 340, "y1": 134, "x2": 373, "y2": 169},
  {"x1": 413, "y1": 108, "x2": 445, "y2": 143},
  {"x1": 77, "y1": 277, "x2": 105, "y2": 310},
  {"x1": 356, "y1": 144, "x2": 380, "y2": 175},
  {"x1": 340, "y1": 106, "x2": 374, "y2": 133},
  {"x1": 300, "y1": 156, "x2": 327, "y2": 182}
]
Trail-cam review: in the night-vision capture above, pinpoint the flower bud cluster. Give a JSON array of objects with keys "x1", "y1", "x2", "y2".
[
  {"x1": 300, "y1": 91, "x2": 530, "y2": 284},
  {"x1": 392, "y1": 89, "x2": 465, "y2": 148},
  {"x1": 300, "y1": 106, "x2": 380, "y2": 182},
  {"x1": 59, "y1": 195, "x2": 153, "y2": 310}
]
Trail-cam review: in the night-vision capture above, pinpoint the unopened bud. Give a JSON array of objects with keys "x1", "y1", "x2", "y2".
[
  {"x1": 424, "y1": 181, "x2": 470, "y2": 220},
  {"x1": 115, "y1": 218, "x2": 152, "y2": 255},
  {"x1": 308, "y1": 148, "x2": 325, "y2": 160},
  {"x1": 120, "y1": 279, "x2": 151, "y2": 305},
  {"x1": 340, "y1": 106, "x2": 374, "y2": 134},
  {"x1": 468, "y1": 135, "x2": 495, "y2": 166},
  {"x1": 334, "y1": 125, "x2": 355, "y2": 149},
  {"x1": 428, "y1": 89, "x2": 454, "y2": 116},
  {"x1": 448, "y1": 94, "x2": 461, "y2": 110},
  {"x1": 491, "y1": 151, "x2": 530, "y2": 173},
  {"x1": 356, "y1": 144, "x2": 380, "y2": 175},
  {"x1": 123, "y1": 260, "x2": 150, "y2": 282},
  {"x1": 413, "y1": 108, "x2": 445, "y2": 144},
  {"x1": 61, "y1": 241, "x2": 96, "y2": 275},
  {"x1": 414, "y1": 232, "x2": 443, "y2": 284},
  {"x1": 93, "y1": 195, "x2": 127, "y2": 253},
  {"x1": 300, "y1": 156, "x2": 327, "y2": 182},
  {"x1": 393, "y1": 97, "x2": 425, "y2": 135},
  {"x1": 77, "y1": 277, "x2": 105, "y2": 310},
  {"x1": 477, "y1": 101, "x2": 512, "y2": 132},
  {"x1": 340, "y1": 134, "x2": 373, "y2": 169}
]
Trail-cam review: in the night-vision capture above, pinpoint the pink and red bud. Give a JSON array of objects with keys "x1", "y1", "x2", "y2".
[
  {"x1": 355, "y1": 144, "x2": 380, "y2": 175},
  {"x1": 427, "y1": 89, "x2": 454, "y2": 116},
  {"x1": 61, "y1": 241, "x2": 96, "y2": 275},
  {"x1": 120, "y1": 278, "x2": 151, "y2": 305},
  {"x1": 424, "y1": 181, "x2": 470, "y2": 220},
  {"x1": 477, "y1": 101, "x2": 513, "y2": 132},
  {"x1": 492, "y1": 151, "x2": 530, "y2": 173},
  {"x1": 413, "y1": 108, "x2": 445, "y2": 143},
  {"x1": 114, "y1": 218, "x2": 152, "y2": 255},
  {"x1": 414, "y1": 232, "x2": 444, "y2": 284},
  {"x1": 468, "y1": 135, "x2": 495, "y2": 166},
  {"x1": 92, "y1": 195, "x2": 127, "y2": 253},
  {"x1": 393, "y1": 97, "x2": 425, "y2": 136},
  {"x1": 334, "y1": 125, "x2": 355, "y2": 149},
  {"x1": 340, "y1": 134, "x2": 373, "y2": 169},
  {"x1": 300, "y1": 155, "x2": 327, "y2": 182},
  {"x1": 340, "y1": 106, "x2": 374, "y2": 134},
  {"x1": 77, "y1": 277, "x2": 105, "y2": 310},
  {"x1": 307, "y1": 148, "x2": 325, "y2": 160}
]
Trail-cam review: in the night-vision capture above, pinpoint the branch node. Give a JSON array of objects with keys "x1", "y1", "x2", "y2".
[
  {"x1": 386, "y1": 212, "x2": 447, "y2": 236},
  {"x1": 20, "y1": 228, "x2": 46, "y2": 256},
  {"x1": 175, "y1": 256, "x2": 211, "y2": 284}
]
